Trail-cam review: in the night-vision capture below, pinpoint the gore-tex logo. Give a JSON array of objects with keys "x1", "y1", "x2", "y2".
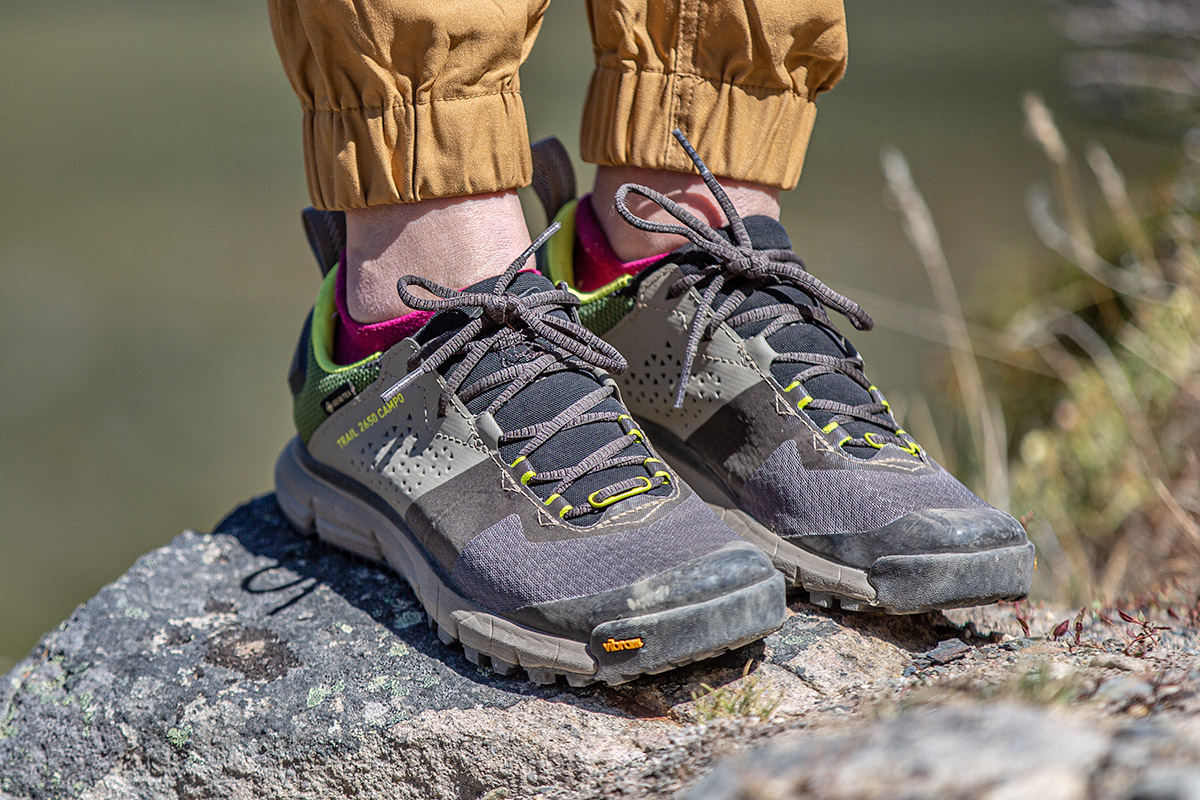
[{"x1": 321, "y1": 382, "x2": 356, "y2": 415}]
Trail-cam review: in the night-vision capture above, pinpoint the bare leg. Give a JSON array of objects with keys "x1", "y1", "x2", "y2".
[
  {"x1": 344, "y1": 191, "x2": 531, "y2": 322},
  {"x1": 590, "y1": 167, "x2": 780, "y2": 262}
]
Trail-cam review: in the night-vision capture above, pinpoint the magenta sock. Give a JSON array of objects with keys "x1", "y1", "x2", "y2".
[
  {"x1": 573, "y1": 195, "x2": 669, "y2": 292},
  {"x1": 334, "y1": 259, "x2": 433, "y2": 364}
]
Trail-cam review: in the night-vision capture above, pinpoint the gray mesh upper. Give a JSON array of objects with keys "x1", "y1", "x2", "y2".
[
  {"x1": 450, "y1": 494, "x2": 738, "y2": 612},
  {"x1": 740, "y1": 440, "x2": 989, "y2": 537}
]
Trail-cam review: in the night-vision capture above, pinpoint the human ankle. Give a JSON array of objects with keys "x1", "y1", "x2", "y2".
[
  {"x1": 572, "y1": 195, "x2": 671, "y2": 292},
  {"x1": 333, "y1": 264, "x2": 434, "y2": 364},
  {"x1": 344, "y1": 191, "x2": 531, "y2": 323},
  {"x1": 590, "y1": 166, "x2": 781, "y2": 261}
]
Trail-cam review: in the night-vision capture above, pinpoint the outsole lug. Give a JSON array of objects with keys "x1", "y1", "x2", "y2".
[
  {"x1": 461, "y1": 645, "x2": 483, "y2": 666},
  {"x1": 807, "y1": 590, "x2": 833, "y2": 608},
  {"x1": 525, "y1": 668, "x2": 559, "y2": 686},
  {"x1": 564, "y1": 672, "x2": 595, "y2": 688},
  {"x1": 437, "y1": 625, "x2": 456, "y2": 646},
  {"x1": 490, "y1": 658, "x2": 519, "y2": 677}
]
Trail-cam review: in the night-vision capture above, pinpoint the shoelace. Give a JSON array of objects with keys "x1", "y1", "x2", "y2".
[
  {"x1": 381, "y1": 225, "x2": 671, "y2": 520},
  {"x1": 614, "y1": 130, "x2": 916, "y2": 453}
]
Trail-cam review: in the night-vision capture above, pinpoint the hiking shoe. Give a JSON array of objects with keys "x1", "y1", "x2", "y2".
[
  {"x1": 534, "y1": 132, "x2": 1035, "y2": 614},
  {"x1": 274, "y1": 211, "x2": 785, "y2": 685}
]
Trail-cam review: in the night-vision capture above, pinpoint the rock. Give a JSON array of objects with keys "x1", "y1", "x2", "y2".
[
  {"x1": 681, "y1": 705, "x2": 1105, "y2": 799},
  {"x1": 0, "y1": 496, "x2": 949, "y2": 800},
  {"x1": 925, "y1": 637, "x2": 972, "y2": 664},
  {"x1": 4, "y1": 495, "x2": 1200, "y2": 800},
  {"x1": 1095, "y1": 676, "x2": 1155, "y2": 707},
  {"x1": 682, "y1": 706, "x2": 1200, "y2": 800},
  {"x1": 1125, "y1": 770, "x2": 1200, "y2": 800},
  {"x1": 1092, "y1": 653, "x2": 1150, "y2": 673}
]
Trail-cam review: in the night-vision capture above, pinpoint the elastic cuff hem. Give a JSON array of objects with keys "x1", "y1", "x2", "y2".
[
  {"x1": 580, "y1": 67, "x2": 817, "y2": 190},
  {"x1": 303, "y1": 91, "x2": 531, "y2": 209}
]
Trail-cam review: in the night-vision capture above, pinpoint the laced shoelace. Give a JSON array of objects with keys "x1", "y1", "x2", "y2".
[
  {"x1": 380, "y1": 225, "x2": 672, "y2": 520},
  {"x1": 614, "y1": 130, "x2": 917, "y2": 453}
]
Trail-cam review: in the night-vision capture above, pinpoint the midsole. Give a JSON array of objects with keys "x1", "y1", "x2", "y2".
[{"x1": 292, "y1": 436, "x2": 463, "y2": 588}]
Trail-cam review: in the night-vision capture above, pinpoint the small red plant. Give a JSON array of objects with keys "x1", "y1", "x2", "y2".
[
  {"x1": 1116, "y1": 609, "x2": 1171, "y2": 657},
  {"x1": 1013, "y1": 601, "x2": 1031, "y2": 637}
]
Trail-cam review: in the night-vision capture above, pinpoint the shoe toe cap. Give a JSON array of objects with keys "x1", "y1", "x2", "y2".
[
  {"x1": 509, "y1": 540, "x2": 778, "y2": 641},
  {"x1": 787, "y1": 507, "x2": 1029, "y2": 570},
  {"x1": 598, "y1": 540, "x2": 778, "y2": 617}
]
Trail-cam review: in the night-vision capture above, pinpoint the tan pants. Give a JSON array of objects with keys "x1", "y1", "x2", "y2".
[{"x1": 268, "y1": 0, "x2": 847, "y2": 210}]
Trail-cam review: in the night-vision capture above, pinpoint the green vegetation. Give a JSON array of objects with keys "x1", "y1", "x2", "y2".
[{"x1": 691, "y1": 661, "x2": 782, "y2": 723}]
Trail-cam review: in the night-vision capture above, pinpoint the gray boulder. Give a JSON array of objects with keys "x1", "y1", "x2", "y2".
[
  {"x1": 0, "y1": 497, "x2": 950, "y2": 799},
  {"x1": 3, "y1": 495, "x2": 1199, "y2": 799}
]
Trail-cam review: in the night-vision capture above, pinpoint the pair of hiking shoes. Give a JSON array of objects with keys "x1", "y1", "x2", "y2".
[{"x1": 274, "y1": 133, "x2": 1035, "y2": 686}]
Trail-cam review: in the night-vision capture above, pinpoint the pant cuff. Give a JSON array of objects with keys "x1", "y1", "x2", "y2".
[
  {"x1": 580, "y1": 66, "x2": 818, "y2": 190},
  {"x1": 303, "y1": 91, "x2": 532, "y2": 209}
]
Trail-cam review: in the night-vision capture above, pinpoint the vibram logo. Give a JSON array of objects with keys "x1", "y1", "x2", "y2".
[{"x1": 601, "y1": 637, "x2": 644, "y2": 653}]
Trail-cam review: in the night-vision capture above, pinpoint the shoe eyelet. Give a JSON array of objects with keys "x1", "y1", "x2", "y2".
[{"x1": 588, "y1": 476, "x2": 653, "y2": 509}]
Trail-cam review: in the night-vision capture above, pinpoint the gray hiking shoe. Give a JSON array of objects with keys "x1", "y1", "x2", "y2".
[
  {"x1": 536, "y1": 132, "x2": 1035, "y2": 614},
  {"x1": 274, "y1": 212, "x2": 785, "y2": 685}
]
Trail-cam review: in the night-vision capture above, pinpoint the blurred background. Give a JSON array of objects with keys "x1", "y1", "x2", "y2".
[{"x1": 1, "y1": 0, "x2": 1193, "y2": 674}]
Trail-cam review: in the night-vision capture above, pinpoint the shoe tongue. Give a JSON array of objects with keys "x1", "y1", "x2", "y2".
[
  {"x1": 415, "y1": 269, "x2": 563, "y2": 345},
  {"x1": 411, "y1": 268, "x2": 666, "y2": 521},
  {"x1": 464, "y1": 268, "x2": 555, "y2": 296},
  {"x1": 740, "y1": 215, "x2": 793, "y2": 250},
  {"x1": 667, "y1": 216, "x2": 900, "y2": 459}
]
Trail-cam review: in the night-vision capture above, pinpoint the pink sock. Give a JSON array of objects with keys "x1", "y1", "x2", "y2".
[
  {"x1": 334, "y1": 257, "x2": 433, "y2": 364},
  {"x1": 574, "y1": 195, "x2": 669, "y2": 292}
]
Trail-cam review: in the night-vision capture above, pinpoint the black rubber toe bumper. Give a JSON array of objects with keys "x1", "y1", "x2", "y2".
[
  {"x1": 507, "y1": 541, "x2": 780, "y2": 640},
  {"x1": 868, "y1": 541, "x2": 1035, "y2": 613},
  {"x1": 508, "y1": 541, "x2": 786, "y2": 684},
  {"x1": 787, "y1": 508, "x2": 1035, "y2": 613},
  {"x1": 790, "y1": 508, "x2": 1029, "y2": 569},
  {"x1": 589, "y1": 568, "x2": 784, "y2": 683}
]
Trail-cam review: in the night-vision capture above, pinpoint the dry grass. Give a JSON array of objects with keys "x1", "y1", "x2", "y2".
[
  {"x1": 879, "y1": 93, "x2": 1200, "y2": 604},
  {"x1": 1006, "y1": 97, "x2": 1199, "y2": 602},
  {"x1": 691, "y1": 661, "x2": 782, "y2": 723}
]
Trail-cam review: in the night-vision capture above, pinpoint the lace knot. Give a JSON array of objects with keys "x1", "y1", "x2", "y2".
[
  {"x1": 730, "y1": 250, "x2": 775, "y2": 281},
  {"x1": 482, "y1": 294, "x2": 523, "y2": 327},
  {"x1": 613, "y1": 128, "x2": 879, "y2": 412}
]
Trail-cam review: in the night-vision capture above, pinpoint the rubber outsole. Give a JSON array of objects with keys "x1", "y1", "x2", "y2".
[
  {"x1": 274, "y1": 438, "x2": 785, "y2": 685},
  {"x1": 661, "y1": 448, "x2": 1033, "y2": 614}
]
